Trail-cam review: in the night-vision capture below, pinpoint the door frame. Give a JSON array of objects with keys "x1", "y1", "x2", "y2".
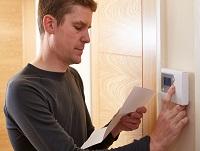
[{"x1": 194, "y1": 0, "x2": 200, "y2": 150}]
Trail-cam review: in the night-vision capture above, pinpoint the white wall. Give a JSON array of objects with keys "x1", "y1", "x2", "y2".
[
  {"x1": 158, "y1": 0, "x2": 199, "y2": 150},
  {"x1": 194, "y1": 0, "x2": 200, "y2": 150},
  {"x1": 71, "y1": 44, "x2": 91, "y2": 114},
  {"x1": 165, "y1": 2, "x2": 195, "y2": 151},
  {"x1": 165, "y1": 0, "x2": 195, "y2": 71}
]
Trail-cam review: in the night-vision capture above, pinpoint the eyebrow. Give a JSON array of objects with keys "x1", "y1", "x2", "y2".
[{"x1": 73, "y1": 21, "x2": 91, "y2": 29}]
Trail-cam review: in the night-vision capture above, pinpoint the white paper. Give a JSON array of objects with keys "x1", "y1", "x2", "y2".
[
  {"x1": 81, "y1": 127, "x2": 107, "y2": 149},
  {"x1": 104, "y1": 86, "x2": 154, "y2": 138},
  {"x1": 81, "y1": 86, "x2": 154, "y2": 149}
]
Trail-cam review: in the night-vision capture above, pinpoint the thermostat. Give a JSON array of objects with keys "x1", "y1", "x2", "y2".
[{"x1": 161, "y1": 68, "x2": 189, "y2": 105}]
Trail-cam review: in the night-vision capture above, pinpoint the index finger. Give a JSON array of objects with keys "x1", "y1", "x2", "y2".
[
  {"x1": 163, "y1": 85, "x2": 175, "y2": 102},
  {"x1": 161, "y1": 85, "x2": 176, "y2": 110}
]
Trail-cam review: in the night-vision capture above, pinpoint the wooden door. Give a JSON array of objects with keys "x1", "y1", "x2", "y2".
[
  {"x1": 91, "y1": 0, "x2": 156, "y2": 147},
  {"x1": 0, "y1": 1, "x2": 36, "y2": 150},
  {"x1": 0, "y1": 1, "x2": 23, "y2": 150}
]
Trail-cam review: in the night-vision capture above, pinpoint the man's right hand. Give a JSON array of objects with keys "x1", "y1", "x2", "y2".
[{"x1": 150, "y1": 85, "x2": 189, "y2": 151}]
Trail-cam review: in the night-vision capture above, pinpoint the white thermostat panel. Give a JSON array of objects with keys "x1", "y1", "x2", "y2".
[{"x1": 161, "y1": 68, "x2": 189, "y2": 105}]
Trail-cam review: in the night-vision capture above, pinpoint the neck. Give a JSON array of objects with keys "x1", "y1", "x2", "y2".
[
  {"x1": 32, "y1": 55, "x2": 69, "y2": 73},
  {"x1": 32, "y1": 36, "x2": 69, "y2": 72}
]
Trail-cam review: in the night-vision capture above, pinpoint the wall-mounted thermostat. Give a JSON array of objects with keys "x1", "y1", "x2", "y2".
[{"x1": 161, "y1": 68, "x2": 189, "y2": 105}]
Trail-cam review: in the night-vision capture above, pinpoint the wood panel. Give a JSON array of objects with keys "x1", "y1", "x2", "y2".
[
  {"x1": 142, "y1": 0, "x2": 157, "y2": 135},
  {"x1": 0, "y1": 0, "x2": 36, "y2": 150},
  {"x1": 91, "y1": 0, "x2": 157, "y2": 148},
  {"x1": 0, "y1": 1, "x2": 23, "y2": 150},
  {"x1": 97, "y1": 0, "x2": 142, "y2": 56},
  {"x1": 22, "y1": 0, "x2": 37, "y2": 65},
  {"x1": 91, "y1": 0, "x2": 145, "y2": 147},
  {"x1": 98, "y1": 53, "x2": 143, "y2": 146}
]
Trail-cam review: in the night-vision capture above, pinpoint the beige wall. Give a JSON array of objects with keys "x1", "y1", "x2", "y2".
[
  {"x1": 0, "y1": 0, "x2": 36, "y2": 150},
  {"x1": 165, "y1": 0, "x2": 195, "y2": 71},
  {"x1": 194, "y1": 0, "x2": 200, "y2": 150},
  {"x1": 158, "y1": 0, "x2": 199, "y2": 151}
]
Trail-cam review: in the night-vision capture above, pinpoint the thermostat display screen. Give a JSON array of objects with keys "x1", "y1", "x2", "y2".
[
  {"x1": 161, "y1": 73, "x2": 174, "y2": 92},
  {"x1": 164, "y1": 77, "x2": 172, "y2": 86}
]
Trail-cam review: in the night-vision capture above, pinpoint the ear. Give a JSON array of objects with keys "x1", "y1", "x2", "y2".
[{"x1": 43, "y1": 15, "x2": 57, "y2": 34}]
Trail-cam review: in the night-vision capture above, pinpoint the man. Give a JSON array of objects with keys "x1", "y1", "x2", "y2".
[{"x1": 4, "y1": 0, "x2": 188, "y2": 151}]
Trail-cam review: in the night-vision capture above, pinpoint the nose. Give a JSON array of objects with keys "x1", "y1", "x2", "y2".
[{"x1": 81, "y1": 30, "x2": 90, "y2": 43}]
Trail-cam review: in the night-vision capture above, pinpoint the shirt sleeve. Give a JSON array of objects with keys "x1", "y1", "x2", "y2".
[
  {"x1": 6, "y1": 79, "x2": 150, "y2": 151},
  {"x1": 89, "y1": 136, "x2": 150, "y2": 151}
]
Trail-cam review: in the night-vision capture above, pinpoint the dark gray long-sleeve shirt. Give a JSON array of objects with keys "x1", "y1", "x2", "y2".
[{"x1": 4, "y1": 64, "x2": 150, "y2": 151}]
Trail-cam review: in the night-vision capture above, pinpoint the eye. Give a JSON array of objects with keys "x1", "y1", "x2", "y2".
[{"x1": 74, "y1": 26, "x2": 82, "y2": 31}]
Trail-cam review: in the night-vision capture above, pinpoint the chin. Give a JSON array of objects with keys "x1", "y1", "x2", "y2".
[
  {"x1": 76, "y1": 57, "x2": 82, "y2": 64},
  {"x1": 73, "y1": 59, "x2": 81, "y2": 64},
  {"x1": 70, "y1": 56, "x2": 82, "y2": 65}
]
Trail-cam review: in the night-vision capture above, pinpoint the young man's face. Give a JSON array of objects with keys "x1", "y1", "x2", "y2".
[{"x1": 52, "y1": 5, "x2": 92, "y2": 65}]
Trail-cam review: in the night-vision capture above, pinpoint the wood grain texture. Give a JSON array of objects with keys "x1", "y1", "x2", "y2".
[
  {"x1": 98, "y1": 53, "x2": 142, "y2": 126},
  {"x1": 91, "y1": 0, "x2": 157, "y2": 148},
  {"x1": 91, "y1": 0, "x2": 143, "y2": 126},
  {"x1": 0, "y1": 0, "x2": 36, "y2": 150},
  {"x1": 22, "y1": 0, "x2": 36, "y2": 65},
  {"x1": 98, "y1": 53, "x2": 143, "y2": 147},
  {"x1": 0, "y1": 1, "x2": 23, "y2": 150},
  {"x1": 97, "y1": 0, "x2": 142, "y2": 56},
  {"x1": 142, "y1": 0, "x2": 157, "y2": 135},
  {"x1": 91, "y1": 0, "x2": 145, "y2": 147}
]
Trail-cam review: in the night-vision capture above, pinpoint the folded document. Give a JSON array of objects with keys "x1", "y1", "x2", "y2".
[{"x1": 81, "y1": 86, "x2": 154, "y2": 149}]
